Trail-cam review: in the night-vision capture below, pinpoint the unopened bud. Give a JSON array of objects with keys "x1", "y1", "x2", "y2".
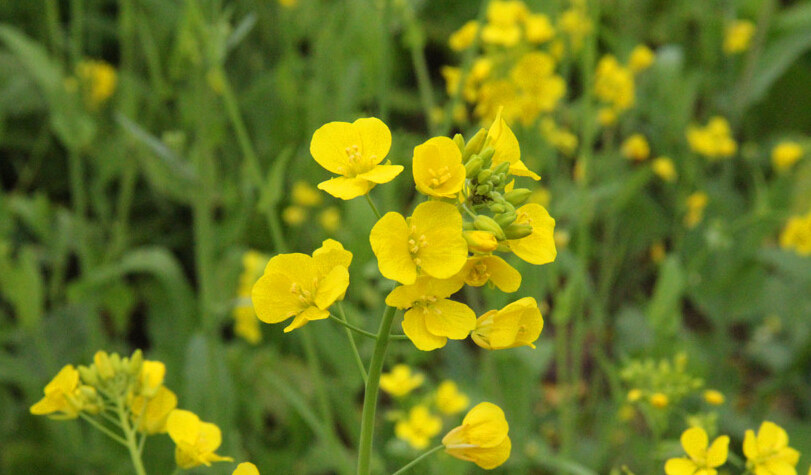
[
  {"x1": 464, "y1": 230, "x2": 499, "y2": 253},
  {"x1": 504, "y1": 188, "x2": 532, "y2": 206},
  {"x1": 488, "y1": 203, "x2": 506, "y2": 213},
  {"x1": 493, "y1": 161, "x2": 510, "y2": 176},
  {"x1": 453, "y1": 133, "x2": 466, "y2": 153},
  {"x1": 494, "y1": 212, "x2": 517, "y2": 228},
  {"x1": 504, "y1": 223, "x2": 533, "y2": 239},
  {"x1": 129, "y1": 349, "x2": 143, "y2": 375},
  {"x1": 473, "y1": 215, "x2": 506, "y2": 240},
  {"x1": 477, "y1": 169, "x2": 492, "y2": 183},
  {"x1": 465, "y1": 156, "x2": 484, "y2": 178},
  {"x1": 478, "y1": 146, "x2": 495, "y2": 164},
  {"x1": 78, "y1": 365, "x2": 99, "y2": 387},
  {"x1": 463, "y1": 128, "x2": 487, "y2": 161},
  {"x1": 476, "y1": 184, "x2": 491, "y2": 195}
]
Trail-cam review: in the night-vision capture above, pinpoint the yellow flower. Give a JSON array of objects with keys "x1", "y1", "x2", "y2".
[
  {"x1": 94, "y1": 350, "x2": 116, "y2": 380},
  {"x1": 622, "y1": 134, "x2": 650, "y2": 161},
  {"x1": 385, "y1": 276, "x2": 476, "y2": 351},
  {"x1": 472, "y1": 297, "x2": 543, "y2": 350},
  {"x1": 277, "y1": 0, "x2": 298, "y2": 7},
  {"x1": 650, "y1": 392, "x2": 669, "y2": 408},
  {"x1": 131, "y1": 386, "x2": 178, "y2": 434},
  {"x1": 595, "y1": 55, "x2": 635, "y2": 112},
  {"x1": 481, "y1": 0, "x2": 527, "y2": 47},
  {"x1": 233, "y1": 463, "x2": 260, "y2": 475},
  {"x1": 436, "y1": 381, "x2": 470, "y2": 415},
  {"x1": 252, "y1": 240, "x2": 352, "y2": 332},
  {"x1": 743, "y1": 422, "x2": 800, "y2": 475},
  {"x1": 318, "y1": 206, "x2": 341, "y2": 232},
  {"x1": 665, "y1": 427, "x2": 729, "y2": 475},
  {"x1": 652, "y1": 156, "x2": 678, "y2": 182},
  {"x1": 412, "y1": 137, "x2": 466, "y2": 198},
  {"x1": 292, "y1": 181, "x2": 323, "y2": 207},
  {"x1": 598, "y1": 107, "x2": 618, "y2": 126},
  {"x1": 282, "y1": 206, "x2": 308, "y2": 226},
  {"x1": 450, "y1": 21, "x2": 479, "y2": 51},
  {"x1": 772, "y1": 142, "x2": 803, "y2": 172},
  {"x1": 488, "y1": 108, "x2": 541, "y2": 180},
  {"x1": 30, "y1": 365, "x2": 85, "y2": 419},
  {"x1": 463, "y1": 230, "x2": 500, "y2": 253},
  {"x1": 524, "y1": 13, "x2": 555, "y2": 44},
  {"x1": 627, "y1": 389, "x2": 643, "y2": 402},
  {"x1": 724, "y1": 20, "x2": 755, "y2": 54},
  {"x1": 685, "y1": 192, "x2": 709, "y2": 229},
  {"x1": 559, "y1": 6, "x2": 592, "y2": 51},
  {"x1": 506, "y1": 204, "x2": 557, "y2": 265},
  {"x1": 395, "y1": 405, "x2": 443, "y2": 449},
  {"x1": 687, "y1": 117, "x2": 737, "y2": 159},
  {"x1": 703, "y1": 390, "x2": 725, "y2": 406},
  {"x1": 443, "y1": 402, "x2": 511, "y2": 470},
  {"x1": 541, "y1": 118, "x2": 579, "y2": 155},
  {"x1": 76, "y1": 60, "x2": 117, "y2": 108},
  {"x1": 234, "y1": 251, "x2": 267, "y2": 344},
  {"x1": 457, "y1": 255, "x2": 522, "y2": 292},
  {"x1": 629, "y1": 44, "x2": 655, "y2": 73},
  {"x1": 310, "y1": 118, "x2": 403, "y2": 200},
  {"x1": 370, "y1": 201, "x2": 467, "y2": 285},
  {"x1": 779, "y1": 211, "x2": 811, "y2": 256},
  {"x1": 380, "y1": 364, "x2": 424, "y2": 397},
  {"x1": 234, "y1": 306, "x2": 262, "y2": 344},
  {"x1": 166, "y1": 410, "x2": 233, "y2": 469},
  {"x1": 139, "y1": 360, "x2": 166, "y2": 397}
]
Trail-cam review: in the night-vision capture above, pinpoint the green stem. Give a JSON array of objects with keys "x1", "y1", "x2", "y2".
[
  {"x1": 378, "y1": 0, "x2": 391, "y2": 123},
  {"x1": 44, "y1": 0, "x2": 63, "y2": 61},
  {"x1": 356, "y1": 305, "x2": 398, "y2": 475},
  {"x1": 336, "y1": 304, "x2": 369, "y2": 384},
  {"x1": 108, "y1": 158, "x2": 137, "y2": 261},
  {"x1": 405, "y1": 20, "x2": 436, "y2": 134},
  {"x1": 69, "y1": 0, "x2": 84, "y2": 64},
  {"x1": 365, "y1": 193, "x2": 382, "y2": 220},
  {"x1": 115, "y1": 401, "x2": 148, "y2": 475},
  {"x1": 219, "y1": 70, "x2": 264, "y2": 185},
  {"x1": 299, "y1": 327, "x2": 336, "y2": 434},
  {"x1": 68, "y1": 147, "x2": 91, "y2": 270},
  {"x1": 79, "y1": 412, "x2": 128, "y2": 445},
  {"x1": 329, "y1": 314, "x2": 408, "y2": 340},
  {"x1": 390, "y1": 445, "x2": 444, "y2": 475}
]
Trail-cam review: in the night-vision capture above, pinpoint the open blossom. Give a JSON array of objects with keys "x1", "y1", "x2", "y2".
[
  {"x1": 779, "y1": 211, "x2": 811, "y2": 256},
  {"x1": 395, "y1": 405, "x2": 443, "y2": 449},
  {"x1": 30, "y1": 365, "x2": 96, "y2": 419},
  {"x1": 665, "y1": 427, "x2": 729, "y2": 475},
  {"x1": 652, "y1": 156, "x2": 678, "y2": 182},
  {"x1": 488, "y1": 108, "x2": 541, "y2": 180},
  {"x1": 380, "y1": 364, "x2": 424, "y2": 397},
  {"x1": 472, "y1": 297, "x2": 543, "y2": 350},
  {"x1": 449, "y1": 20, "x2": 479, "y2": 51},
  {"x1": 629, "y1": 44, "x2": 655, "y2": 73},
  {"x1": 131, "y1": 386, "x2": 177, "y2": 434},
  {"x1": 457, "y1": 255, "x2": 522, "y2": 292},
  {"x1": 443, "y1": 402, "x2": 511, "y2": 469},
  {"x1": 724, "y1": 20, "x2": 755, "y2": 54},
  {"x1": 506, "y1": 204, "x2": 557, "y2": 265},
  {"x1": 167, "y1": 410, "x2": 233, "y2": 469},
  {"x1": 412, "y1": 137, "x2": 466, "y2": 198},
  {"x1": 772, "y1": 142, "x2": 804, "y2": 172},
  {"x1": 310, "y1": 118, "x2": 403, "y2": 200},
  {"x1": 385, "y1": 276, "x2": 476, "y2": 351},
  {"x1": 370, "y1": 201, "x2": 467, "y2": 285},
  {"x1": 687, "y1": 117, "x2": 737, "y2": 159},
  {"x1": 252, "y1": 239, "x2": 352, "y2": 332},
  {"x1": 743, "y1": 421, "x2": 800, "y2": 475},
  {"x1": 621, "y1": 134, "x2": 650, "y2": 161}
]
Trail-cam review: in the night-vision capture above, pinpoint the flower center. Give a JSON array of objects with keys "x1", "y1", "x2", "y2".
[
  {"x1": 336, "y1": 144, "x2": 377, "y2": 177},
  {"x1": 416, "y1": 295, "x2": 440, "y2": 315},
  {"x1": 289, "y1": 280, "x2": 317, "y2": 306},
  {"x1": 468, "y1": 262, "x2": 490, "y2": 285},
  {"x1": 427, "y1": 166, "x2": 452, "y2": 188},
  {"x1": 408, "y1": 225, "x2": 429, "y2": 264}
]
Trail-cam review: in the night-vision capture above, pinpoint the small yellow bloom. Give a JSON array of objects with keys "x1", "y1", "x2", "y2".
[
  {"x1": 559, "y1": 6, "x2": 592, "y2": 51},
  {"x1": 622, "y1": 134, "x2": 650, "y2": 161},
  {"x1": 380, "y1": 364, "x2": 424, "y2": 397},
  {"x1": 524, "y1": 13, "x2": 555, "y2": 44},
  {"x1": 472, "y1": 297, "x2": 543, "y2": 350},
  {"x1": 627, "y1": 388, "x2": 643, "y2": 402},
  {"x1": 650, "y1": 392, "x2": 669, "y2": 408},
  {"x1": 450, "y1": 21, "x2": 479, "y2": 51},
  {"x1": 443, "y1": 402, "x2": 511, "y2": 470},
  {"x1": 94, "y1": 350, "x2": 116, "y2": 380},
  {"x1": 743, "y1": 422, "x2": 800, "y2": 475},
  {"x1": 139, "y1": 360, "x2": 166, "y2": 397},
  {"x1": 597, "y1": 107, "x2": 617, "y2": 126},
  {"x1": 395, "y1": 405, "x2": 443, "y2": 449},
  {"x1": 458, "y1": 255, "x2": 522, "y2": 292},
  {"x1": 481, "y1": 0, "x2": 527, "y2": 47},
  {"x1": 685, "y1": 192, "x2": 709, "y2": 229},
  {"x1": 772, "y1": 142, "x2": 803, "y2": 172},
  {"x1": 291, "y1": 181, "x2": 323, "y2": 207},
  {"x1": 506, "y1": 204, "x2": 557, "y2": 265},
  {"x1": 318, "y1": 206, "x2": 342, "y2": 232},
  {"x1": 436, "y1": 381, "x2": 470, "y2": 415},
  {"x1": 463, "y1": 231, "x2": 500, "y2": 253},
  {"x1": 779, "y1": 211, "x2": 811, "y2": 256},
  {"x1": 652, "y1": 156, "x2": 678, "y2": 182},
  {"x1": 76, "y1": 60, "x2": 117, "y2": 108},
  {"x1": 665, "y1": 427, "x2": 729, "y2": 475},
  {"x1": 724, "y1": 20, "x2": 756, "y2": 55},
  {"x1": 687, "y1": 117, "x2": 737, "y2": 160},
  {"x1": 370, "y1": 201, "x2": 467, "y2": 285},
  {"x1": 234, "y1": 306, "x2": 262, "y2": 344},
  {"x1": 595, "y1": 55, "x2": 635, "y2": 113},
  {"x1": 386, "y1": 276, "x2": 476, "y2": 351},
  {"x1": 166, "y1": 410, "x2": 233, "y2": 469},
  {"x1": 629, "y1": 44, "x2": 655, "y2": 73},
  {"x1": 412, "y1": 137, "x2": 466, "y2": 198},
  {"x1": 30, "y1": 365, "x2": 84, "y2": 419},
  {"x1": 310, "y1": 118, "x2": 403, "y2": 200},
  {"x1": 252, "y1": 240, "x2": 352, "y2": 332},
  {"x1": 233, "y1": 462, "x2": 260, "y2": 475},
  {"x1": 703, "y1": 389, "x2": 725, "y2": 406},
  {"x1": 131, "y1": 386, "x2": 177, "y2": 434},
  {"x1": 282, "y1": 206, "x2": 308, "y2": 226},
  {"x1": 488, "y1": 108, "x2": 541, "y2": 180}
]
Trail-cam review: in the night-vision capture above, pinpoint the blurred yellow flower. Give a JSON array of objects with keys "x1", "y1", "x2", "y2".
[
  {"x1": 291, "y1": 181, "x2": 323, "y2": 207},
  {"x1": 233, "y1": 250, "x2": 267, "y2": 344},
  {"x1": 310, "y1": 118, "x2": 403, "y2": 200},
  {"x1": 370, "y1": 201, "x2": 467, "y2": 285},
  {"x1": 779, "y1": 211, "x2": 811, "y2": 256},
  {"x1": 665, "y1": 427, "x2": 729, "y2": 475},
  {"x1": 436, "y1": 381, "x2": 470, "y2": 415},
  {"x1": 703, "y1": 389, "x2": 725, "y2": 406},
  {"x1": 380, "y1": 364, "x2": 424, "y2": 397},
  {"x1": 687, "y1": 117, "x2": 737, "y2": 160},
  {"x1": 529, "y1": 187, "x2": 551, "y2": 207},
  {"x1": 131, "y1": 386, "x2": 177, "y2": 434},
  {"x1": 559, "y1": 6, "x2": 592, "y2": 51},
  {"x1": 506, "y1": 203, "x2": 557, "y2": 265},
  {"x1": 395, "y1": 405, "x2": 443, "y2": 449},
  {"x1": 626, "y1": 388, "x2": 643, "y2": 402},
  {"x1": 685, "y1": 192, "x2": 709, "y2": 229},
  {"x1": 771, "y1": 142, "x2": 803, "y2": 172},
  {"x1": 252, "y1": 239, "x2": 351, "y2": 332},
  {"x1": 443, "y1": 402, "x2": 511, "y2": 469},
  {"x1": 597, "y1": 107, "x2": 617, "y2": 127},
  {"x1": 541, "y1": 118, "x2": 579, "y2": 155},
  {"x1": 621, "y1": 134, "x2": 650, "y2": 161},
  {"x1": 282, "y1": 206, "x2": 307, "y2": 226},
  {"x1": 450, "y1": 21, "x2": 479, "y2": 51},
  {"x1": 595, "y1": 55, "x2": 635, "y2": 113},
  {"x1": 318, "y1": 206, "x2": 341, "y2": 232},
  {"x1": 472, "y1": 297, "x2": 543, "y2": 350},
  {"x1": 629, "y1": 44, "x2": 655, "y2": 73},
  {"x1": 652, "y1": 156, "x2": 678, "y2": 182},
  {"x1": 650, "y1": 392, "x2": 669, "y2": 408},
  {"x1": 412, "y1": 137, "x2": 466, "y2": 198},
  {"x1": 524, "y1": 13, "x2": 555, "y2": 43},
  {"x1": 139, "y1": 360, "x2": 166, "y2": 397},
  {"x1": 482, "y1": 0, "x2": 528, "y2": 47},
  {"x1": 233, "y1": 462, "x2": 260, "y2": 475},
  {"x1": 385, "y1": 276, "x2": 475, "y2": 351},
  {"x1": 30, "y1": 365, "x2": 84, "y2": 419},
  {"x1": 167, "y1": 410, "x2": 233, "y2": 469},
  {"x1": 77, "y1": 60, "x2": 117, "y2": 108},
  {"x1": 743, "y1": 421, "x2": 800, "y2": 475},
  {"x1": 724, "y1": 20, "x2": 755, "y2": 55},
  {"x1": 457, "y1": 255, "x2": 522, "y2": 292}
]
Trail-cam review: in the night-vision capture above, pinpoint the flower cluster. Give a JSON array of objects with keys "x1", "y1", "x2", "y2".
[
  {"x1": 772, "y1": 141, "x2": 804, "y2": 172},
  {"x1": 686, "y1": 116, "x2": 737, "y2": 160},
  {"x1": 282, "y1": 180, "x2": 342, "y2": 232},
  {"x1": 75, "y1": 59, "x2": 117, "y2": 109},
  {"x1": 621, "y1": 354, "x2": 705, "y2": 413}
]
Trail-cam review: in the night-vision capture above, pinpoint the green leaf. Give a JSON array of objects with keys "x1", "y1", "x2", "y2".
[
  {"x1": 746, "y1": 29, "x2": 811, "y2": 107},
  {"x1": 646, "y1": 256, "x2": 685, "y2": 339},
  {"x1": 0, "y1": 244, "x2": 44, "y2": 330},
  {"x1": 258, "y1": 146, "x2": 294, "y2": 211}
]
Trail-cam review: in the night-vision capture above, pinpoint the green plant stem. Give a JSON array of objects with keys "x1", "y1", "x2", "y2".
[
  {"x1": 390, "y1": 445, "x2": 444, "y2": 475},
  {"x1": 336, "y1": 304, "x2": 368, "y2": 384},
  {"x1": 219, "y1": 70, "x2": 264, "y2": 185},
  {"x1": 378, "y1": 0, "x2": 391, "y2": 123},
  {"x1": 734, "y1": 0, "x2": 776, "y2": 121},
  {"x1": 79, "y1": 412, "x2": 128, "y2": 445},
  {"x1": 69, "y1": 0, "x2": 84, "y2": 64},
  {"x1": 115, "y1": 400, "x2": 148, "y2": 475},
  {"x1": 68, "y1": 147, "x2": 91, "y2": 270},
  {"x1": 365, "y1": 193, "x2": 382, "y2": 220},
  {"x1": 356, "y1": 304, "x2": 398, "y2": 475},
  {"x1": 329, "y1": 314, "x2": 409, "y2": 340},
  {"x1": 44, "y1": 0, "x2": 63, "y2": 61},
  {"x1": 405, "y1": 19, "x2": 436, "y2": 134}
]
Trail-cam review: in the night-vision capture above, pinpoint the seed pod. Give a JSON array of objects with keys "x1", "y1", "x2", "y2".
[
  {"x1": 495, "y1": 211, "x2": 517, "y2": 228},
  {"x1": 473, "y1": 215, "x2": 506, "y2": 240},
  {"x1": 463, "y1": 128, "x2": 487, "y2": 161},
  {"x1": 453, "y1": 133, "x2": 466, "y2": 153},
  {"x1": 504, "y1": 223, "x2": 533, "y2": 239},
  {"x1": 504, "y1": 188, "x2": 532, "y2": 206},
  {"x1": 465, "y1": 156, "x2": 484, "y2": 178}
]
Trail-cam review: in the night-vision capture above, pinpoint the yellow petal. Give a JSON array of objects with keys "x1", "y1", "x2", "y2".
[
  {"x1": 198, "y1": 421, "x2": 223, "y2": 453},
  {"x1": 252, "y1": 272, "x2": 305, "y2": 324},
  {"x1": 509, "y1": 160, "x2": 541, "y2": 180},
  {"x1": 487, "y1": 107, "x2": 521, "y2": 167},
  {"x1": 233, "y1": 462, "x2": 260, "y2": 475},
  {"x1": 413, "y1": 137, "x2": 466, "y2": 198},
  {"x1": 446, "y1": 435, "x2": 512, "y2": 469},
  {"x1": 423, "y1": 299, "x2": 476, "y2": 340},
  {"x1": 681, "y1": 427, "x2": 709, "y2": 461},
  {"x1": 459, "y1": 402, "x2": 509, "y2": 448},
  {"x1": 318, "y1": 176, "x2": 374, "y2": 200},
  {"x1": 312, "y1": 239, "x2": 352, "y2": 271},
  {"x1": 356, "y1": 164, "x2": 404, "y2": 184},
  {"x1": 757, "y1": 421, "x2": 788, "y2": 453},
  {"x1": 402, "y1": 308, "x2": 448, "y2": 351},
  {"x1": 743, "y1": 430, "x2": 758, "y2": 460},
  {"x1": 507, "y1": 204, "x2": 556, "y2": 265},
  {"x1": 30, "y1": 396, "x2": 64, "y2": 415},
  {"x1": 482, "y1": 256, "x2": 522, "y2": 292},
  {"x1": 310, "y1": 121, "x2": 359, "y2": 174},
  {"x1": 706, "y1": 435, "x2": 729, "y2": 467},
  {"x1": 284, "y1": 306, "x2": 329, "y2": 332},
  {"x1": 412, "y1": 201, "x2": 468, "y2": 279},
  {"x1": 314, "y1": 265, "x2": 349, "y2": 309},
  {"x1": 370, "y1": 212, "x2": 417, "y2": 285},
  {"x1": 352, "y1": 117, "x2": 391, "y2": 166},
  {"x1": 665, "y1": 459, "x2": 699, "y2": 475},
  {"x1": 45, "y1": 365, "x2": 80, "y2": 394},
  {"x1": 167, "y1": 409, "x2": 201, "y2": 446},
  {"x1": 762, "y1": 461, "x2": 797, "y2": 475}
]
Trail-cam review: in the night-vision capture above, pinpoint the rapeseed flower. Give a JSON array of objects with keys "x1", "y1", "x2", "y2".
[
  {"x1": 443, "y1": 402, "x2": 511, "y2": 469},
  {"x1": 506, "y1": 204, "x2": 557, "y2": 264},
  {"x1": 687, "y1": 117, "x2": 737, "y2": 159},
  {"x1": 412, "y1": 137, "x2": 466, "y2": 198},
  {"x1": 541, "y1": 118, "x2": 579, "y2": 155},
  {"x1": 282, "y1": 205, "x2": 307, "y2": 226},
  {"x1": 488, "y1": 109, "x2": 541, "y2": 180},
  {"x1": 457, "y1": 255, "x2": 522, "y2": 292},
  {"x1": 449, "y1": 21, "x2": 479, "y2": 51},
  {"x1": 318, "y1": 206, "x2": 341, "y2": 232},
  {"x1": 463, "y1": 231, "x2": 500, "y2": 253},
  {"x1": 370, "y1": 201, "x2": 467, "y2": 285},
  {"x1": 685, "y1": 192, "x2": 709, "y2": 228},
  {"x1": 436, "y1": 381, "x2": 470, "y2": 415},
  {"x1": 166, "y1": 409, "x2": 233, "y2": 469},
  {"x1": 622, "y1": 134, "x2": 650, "y2": 161},
  {"x1": 779, "y1": 211, "x2": 811, "y2": 255},
  {"x1": 233, "y1": 463, "x2": 260, "y2": 475},
  {"x1": 559, "y1": 6, "x2": 592, "y2": 51},
  {"x1": 30, "y1": 365, "x2": 95, "y2": 419},
  {"x1": 252, "y1": 239, "x2": 352, "y2": 332},
  {"x1": 652, "y1": 157, "x2": 678, "y2": 182},
  {"x1": 629, "y1": 44, "x2": 655, "y2": 73},
  {"x1": 233, "y1": 250, "x2": 267, "y2": 344},
  {"x1": 595, "y1": 55, "x2": 635, "y2": 113},
  {"x1": 310, "y1": 118, "x2": 403, "y2": 200},
  {"x1": 482, "y1": 0, "x2": 527, "y2": 47},
  {"x1": 703, "y1": 390, "x2": 725, "y2": 406},
  {"x1": 472, "y1": 297, "x2": 543, "y2": 350},
  {"x1": 524, "y1": 13, "x2": 555, "y2": 43},
  {"x1": 724, "y1": 20, "x2": 755, "y2": 54},
  {"x1": 772, "y1": 142, "x2": 803, "y2": 172},
  {"x1": 650, "y1": 392, "x2": 670, "y2": 408},
  {"x1": 743, "y1": 421, "x2": 800, "y2": 475},
  {"x1": 664, "y1": 427, "x2": 729, "y2": 475},
  {"x1": 395, "y1": 405, "x2": 443, "y2": 449},
  {"x1": 385, "y1": 276, "x2": 476, "y2": 351},
  {"x1": 138, "y1": 360, "x2": 166, "y2": 397},
  {"x1": 380, "y1": 364, "x2": 424, "y2": 397},
  {"x1": 291, "y1": 180, "x2": 323, "y2": 207},
  {"x1": 77, "y1": 60, "x2": 117, "y2": 108},
  {"x1": 131, "y1": 386, "x2": 177, "y2": 434}
]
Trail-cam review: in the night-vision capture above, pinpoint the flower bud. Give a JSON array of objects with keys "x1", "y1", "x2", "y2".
[
  {"x1": 494, "y1": 212, "x2": 517, "y2": 228},
  {"x1": 453, "y1": 133, "x2": 466, "y2": 153},
  {"x1": 78, "y1": 365, "x2": 100, "y2": 387},
  {"x1": 504, "y1": 188, "x2": 532, "y2": 206},
  {"x1": 129, "y1": 349, "x2": 144, "y2": 375},
  {"x1": 478, "y1": 146, "x2": 495, "y2": 165},
  {"x1": 473, "y1": 215, "x2": 506, "y2": 240},
  {"x1": 476, "y1": 184, "x2": 491, "y2": 195},
  {"x1": 465, "y1": 156, "x2": 484, "y2": 178},
  {"x1": 493, "y1": 161, "x2": 510, "y2": 176},
  {"x1": 464, "y1": 230, "x2": 499, "y2": 253},
  {"x1": 94, "y1": 351, "x2": 115, "y2": 380},
  {"x1": 477, "y1": 169, "x2": 492, "y2": 183},
  {"x1": 504, "y1": 223, "x2": 533, "y2": 239},
  {"x1": 463, "y1": 128, "x2": 487, "y2": 162},
  {"x1": 488, "y1": 203, "x2": 506, "y2": 214}
]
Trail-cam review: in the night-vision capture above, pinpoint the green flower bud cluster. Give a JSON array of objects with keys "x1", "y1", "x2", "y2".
[
  {"x1": 78, "y1": 349, "x2": 144, "y2": 399},
  {"x1": 620, "y1": 353, "x2": 704, "y2": 409}
]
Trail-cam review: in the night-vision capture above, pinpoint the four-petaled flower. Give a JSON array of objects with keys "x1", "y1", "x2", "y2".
[
  {"x1": 457, "y1": 255, "x2": 522, "y2": 292},
  {"x1": 395, "y1": 405, "x2": 443, "y2": 450},
  {"x1": 506, "y1": 204, "x2": 557, "y2": 265},
  {"x1": 743, "y1": 421, "x2": 800, "y2": 475},
  {"x1": 442, "y1": 402, "x2": 511, "y2": 470},
  {"x1": 472, "y1": 296, "x2": 543, "y2": 350},
  {"x1": 166, "y1": 409, "x2": 233, "y2": 469},
  {"x1": 412, "y1": 137, "x2": 466, "y2": 198},
  {"x1": 380, "y1": 364, "x2": 424, "y2": 397},
  {"x1": 665, "y1": 427, "x2": 729, "y2": 475}
]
